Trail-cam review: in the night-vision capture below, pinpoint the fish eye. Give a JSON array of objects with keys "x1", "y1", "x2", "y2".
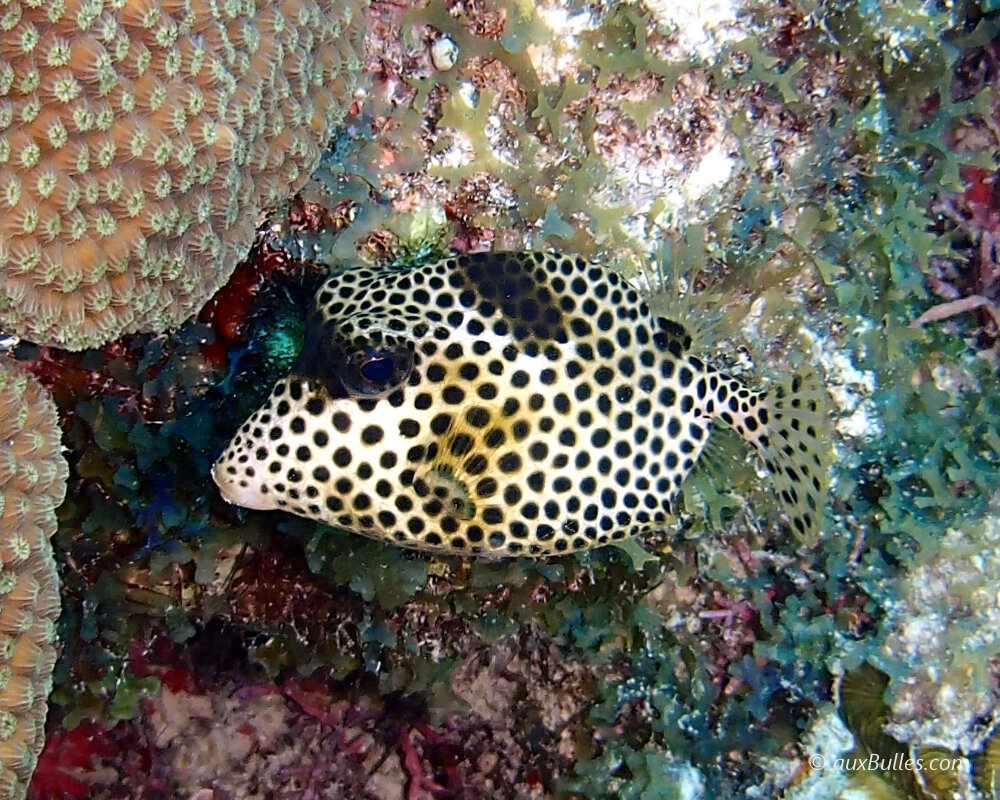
[
  {"x1": 342, "y1": 345, "x2": 413, "y2": 397},
  {"x1": 360, "y1": 356, "x2": 394, "y2": 384}
]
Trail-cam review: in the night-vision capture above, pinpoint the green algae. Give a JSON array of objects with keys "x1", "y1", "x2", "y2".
[
  {"x1": 397, "y1": 0, "x2": 695, "y2": 257},
  {"x1": 550, "y1": 0, "x2": 999, "y2": 794},
  {"x1": 300, "y1": 524, "x2": 429, "y2": 611}
]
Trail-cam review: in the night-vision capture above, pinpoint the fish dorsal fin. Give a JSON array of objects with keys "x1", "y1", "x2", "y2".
[{"x1": 634, "y1": 240, "x2": 726, "y2": 357}]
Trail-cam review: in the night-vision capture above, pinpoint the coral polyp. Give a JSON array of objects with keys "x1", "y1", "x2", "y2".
[
  {"x1": 0, "y1": 0, "x2": 366, "y2": 349},
  {"x1": 0, "y1": 358, "x2": 66, "y2": 800}
]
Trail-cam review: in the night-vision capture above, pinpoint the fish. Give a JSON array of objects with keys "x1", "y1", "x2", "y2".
[{"x1": 212, "y1": 251, "x2": 830, "y2": 558}]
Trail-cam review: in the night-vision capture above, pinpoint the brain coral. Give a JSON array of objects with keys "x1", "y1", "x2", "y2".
[
  {"x1": 0, "y1": 0, "x2": 366, "y2": 350},
  {"x1": 0, "y1": 358, "x2": 67, "y2": 799}
]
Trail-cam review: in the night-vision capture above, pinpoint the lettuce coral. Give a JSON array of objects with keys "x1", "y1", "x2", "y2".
[
  {"x1": 0, "y1": 0, "x2": 366, "y2": 349},
  {"x1": 0, "y1": 357, "x2": 66, "y2": 800}
]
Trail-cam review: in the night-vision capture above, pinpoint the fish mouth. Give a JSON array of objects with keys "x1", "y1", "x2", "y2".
[{"x1": 211, "y1": 457, "x2": 278, "y2": 511}]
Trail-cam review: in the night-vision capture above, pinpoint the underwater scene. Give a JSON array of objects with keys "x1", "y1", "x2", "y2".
[{"x1": 1, "y1": 0, "x2": 999, "y2": 797}]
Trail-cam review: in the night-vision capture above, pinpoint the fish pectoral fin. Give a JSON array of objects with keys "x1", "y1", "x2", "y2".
[{"x1": 415, "y1": 466, "x2": 476, "y2": 521}]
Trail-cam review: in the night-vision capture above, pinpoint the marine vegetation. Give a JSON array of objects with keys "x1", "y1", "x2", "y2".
[{"x1": 0, "y1": 0, "x2": 998, "y2": 798}]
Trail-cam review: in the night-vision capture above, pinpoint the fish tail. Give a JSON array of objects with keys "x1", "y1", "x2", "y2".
[{"x1": 709, "y1": 367, "x2": 831, "y2": 539}]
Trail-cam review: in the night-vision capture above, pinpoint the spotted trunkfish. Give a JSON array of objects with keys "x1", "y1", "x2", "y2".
[{"x1": 213, "y1": 251, "x2": 830, "y2": 557}]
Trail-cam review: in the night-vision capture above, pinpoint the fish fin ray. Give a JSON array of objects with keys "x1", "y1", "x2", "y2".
[
  {"x1": 749, "y1": 368, "x2": 832, "y2": 540},
  {"x1": 682, "y1": 422, "x2": 756, "y2": 530},
  {"x1": 636, "y1": 242, "x2": 726, "y2": 354}
]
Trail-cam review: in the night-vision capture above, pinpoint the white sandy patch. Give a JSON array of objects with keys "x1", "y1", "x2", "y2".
[{"x1": 646, "y1": 0, "x2": 748, "y2": 61}]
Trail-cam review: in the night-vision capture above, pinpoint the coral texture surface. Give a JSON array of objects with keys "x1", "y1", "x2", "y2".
[
  {"x1": 0, "y1": 0, "x2": 365, "y2": 349},
  {"x1": 0, "y1": 358, "x2": 66, "y2": 800}
]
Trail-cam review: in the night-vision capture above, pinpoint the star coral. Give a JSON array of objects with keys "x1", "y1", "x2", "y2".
[
  {"x1": 0, "y1": 0, "x2": 366, "y2": 350},
  {"x1": 0, "y1": 358, "x2": 67, "y2": 800}
]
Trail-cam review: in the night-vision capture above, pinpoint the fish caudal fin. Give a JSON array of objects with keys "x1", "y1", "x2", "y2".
[{"x1": 716, "y1": 368, "x2": 831, "y2": 539}]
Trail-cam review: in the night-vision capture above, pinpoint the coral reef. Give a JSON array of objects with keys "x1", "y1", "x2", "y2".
[
  {"x1": 879, "y1": 513, "x2": 1000, "y2": 752},
  {"x1": 26, "y1": 627, "x2": 599, "y2": 799},
  {"x1": 0, "y1": 0, "x2": 366, "y2": 350},
  {"x1": 9, "y1": 0, "x2": 1000, "y2": 797},
  {"x1": 0, "y1": 358, "x2": 66, "y2": 800}
]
